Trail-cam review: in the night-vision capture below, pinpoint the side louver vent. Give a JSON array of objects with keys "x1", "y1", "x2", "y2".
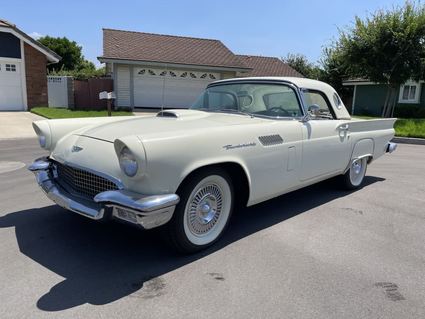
[
  {"x1": 258, "y1": 134, "x2": 284, "y2": 146},
  {"x1": 157, "y1": 111, "x2": 179, "y2": 118}
]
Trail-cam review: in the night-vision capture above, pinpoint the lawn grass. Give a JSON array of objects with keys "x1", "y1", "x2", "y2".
[
  {"x1": 354, "y1": 116, "x2": 425, "y2": 139},
  {"x1": 393, "y1": 119, "x2": 425, "y2": 138},
  {"x1": 31, "y1": 107, "x2": 133, "y2": 119}
]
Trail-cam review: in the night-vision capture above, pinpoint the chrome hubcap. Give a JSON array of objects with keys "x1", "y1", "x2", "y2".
[
  {"x1": 350, "y1": 158, "x2": 366, "y2": 186},
  {"x1": 188, "y1": 184, "x2": 223, "y2": 235},
  {"x1": 352, "y1": 160, "x2": 362, "y2": 175}
]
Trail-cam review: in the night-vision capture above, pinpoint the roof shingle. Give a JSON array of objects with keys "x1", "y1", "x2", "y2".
[
  {"x1": 100, "y1": 29, "x2": 249, "y2": 70},
  {"x1": 236, "y1": 55, "x2": 303, "y2": 77}
]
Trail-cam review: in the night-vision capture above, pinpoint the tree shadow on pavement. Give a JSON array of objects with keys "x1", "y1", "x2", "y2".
[{"x1": 0, "y1": 176, "x2": 384, "y2": 312}]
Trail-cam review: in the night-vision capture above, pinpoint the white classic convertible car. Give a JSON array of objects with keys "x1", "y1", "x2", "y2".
[{"x1": 29, "y1": 77, "x2": 397, "y2": 253}]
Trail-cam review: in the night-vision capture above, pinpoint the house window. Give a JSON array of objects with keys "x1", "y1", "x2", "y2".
[
  {"x1": 399, "y1": 82, "x2": 421, "y2": 103},
  {"x1": 5, "y1": 64, "x2": 16, "y2": 72}
]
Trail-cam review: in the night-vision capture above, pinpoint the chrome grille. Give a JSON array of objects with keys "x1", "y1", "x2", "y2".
[{"x1": 53, "y1": 161, "x2": 118, "y2": 199}]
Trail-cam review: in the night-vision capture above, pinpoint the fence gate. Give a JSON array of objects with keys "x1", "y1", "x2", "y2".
[
  {"x1": 47, "y1": 76, "x2": 74, "y2": 108},
  {"x1": 74, "y1": 78, "x2": 113, "y2": 109}
]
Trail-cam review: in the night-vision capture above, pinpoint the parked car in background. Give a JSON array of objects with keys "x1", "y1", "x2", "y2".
[{"x1": 29, "y1": 77, "x2": 397, "y2": 253}]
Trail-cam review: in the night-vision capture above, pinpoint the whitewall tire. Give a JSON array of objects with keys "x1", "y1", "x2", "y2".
[
  {"x1": 167, "y1": 168, "x2": 234, "y2": 253},
  {"x1": 341, "y1": 157, "x2": 368, "y2": 190}
]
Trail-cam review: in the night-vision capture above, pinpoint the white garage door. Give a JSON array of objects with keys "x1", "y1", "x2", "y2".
[
  {"x1": 0, "y1": 61, "x2": 24, "y2": 110},
  {"x1": 133, "y1": 67, "x2": 219, "y2": 108}
]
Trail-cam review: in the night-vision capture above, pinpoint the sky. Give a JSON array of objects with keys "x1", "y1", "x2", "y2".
[{"x1": 1, "y1": 0, "x2": 407, "y2": 67}]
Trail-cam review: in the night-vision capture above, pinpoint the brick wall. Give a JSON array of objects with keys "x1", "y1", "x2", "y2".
[{"x1": 24, "y1": 43, "x2": 48, "y2": 108}]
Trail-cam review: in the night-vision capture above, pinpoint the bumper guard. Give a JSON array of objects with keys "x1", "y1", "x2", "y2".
[{"x1": 28, "y1": 157, "x2": 179, "y2": 229}]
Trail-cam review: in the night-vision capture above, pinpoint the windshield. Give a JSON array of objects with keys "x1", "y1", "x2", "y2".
[{"x1": 191, "y1": 83, "x2": 303, "y2": 118}]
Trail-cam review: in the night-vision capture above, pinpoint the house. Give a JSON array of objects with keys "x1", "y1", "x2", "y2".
[
  {"x1": 98, "y1": 29, "x2": 301, "y2": 109},
  {"x1": 236, "y1": 55, "x2": 302, "y2": 77},
  {"x1": 0, "y1": 19, "x2": 60, "y2": 111},
  {"x1": 343, "y1": 79, "x2": 425, "y2": 117}
]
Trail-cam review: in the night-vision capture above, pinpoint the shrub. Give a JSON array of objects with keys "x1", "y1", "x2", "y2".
[{"x1": 394, "y1": 105, "x2": 425, "y2": 118}]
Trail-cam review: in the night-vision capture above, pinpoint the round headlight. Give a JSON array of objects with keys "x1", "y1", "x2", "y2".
[
  {"x1": 38, "y1": 135, "x2": 46, "y2": 148},
  {"x1": 119, "y1": 147, "x2": 138, "y2": 177}
]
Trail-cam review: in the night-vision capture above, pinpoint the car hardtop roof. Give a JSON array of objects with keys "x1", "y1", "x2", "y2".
[{"x1": 209, "y1": 76, "x2": 335, "y2": 92}]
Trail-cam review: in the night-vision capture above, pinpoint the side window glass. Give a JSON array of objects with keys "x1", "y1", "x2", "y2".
[
  {"x1": 262, "y1": 90, "x2": 303, "y2": 117},
  {"x1": 303, "y1": 90, "x2": 334, "y2": 119}
]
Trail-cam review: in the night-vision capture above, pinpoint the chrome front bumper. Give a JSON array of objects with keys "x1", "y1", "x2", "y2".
[{"x1": 28, "y1": 157, "x2": 179, "y2": 229}]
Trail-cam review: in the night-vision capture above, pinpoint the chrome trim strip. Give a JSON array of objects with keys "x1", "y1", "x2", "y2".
[
  {"x1": 343, "y1": 154, "x2": 373, "y2": 174},
  {"x1": 28, "y1": 157, "x2": 179, "y2": 229}
]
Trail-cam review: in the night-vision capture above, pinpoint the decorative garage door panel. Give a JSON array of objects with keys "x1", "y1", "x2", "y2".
[
  {"x1": 0, "y1": 61, "x2": 23, "y2": 110},
  {"x1": 133, "y1": 67, "x2": 219, "y2": 108}
]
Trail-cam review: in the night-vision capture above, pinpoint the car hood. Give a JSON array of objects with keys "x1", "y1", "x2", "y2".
[{"x1": 73, "y1": 109, "x2": 266, "y2": 142}]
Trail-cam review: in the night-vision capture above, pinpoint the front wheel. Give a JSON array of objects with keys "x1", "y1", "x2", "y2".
[
  {"x1": 167, "y1": 168, "x2": 234, "y2": 253},
  {"x1": 340, "y1": 157, "x2": 368, "y2": 190}
]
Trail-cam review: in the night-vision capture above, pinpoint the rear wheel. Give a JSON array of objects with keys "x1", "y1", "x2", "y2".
[
  {"x1": 167, "y1": 168, "x2": 234, "y2": 253},
  {"x1": 341, "y1": 157, "x2": 368, "y2": 190}
]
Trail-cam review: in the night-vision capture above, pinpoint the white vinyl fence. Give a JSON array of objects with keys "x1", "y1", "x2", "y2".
[{"x1": 47, "y1": 76, "x2": 74, "y2": 108}]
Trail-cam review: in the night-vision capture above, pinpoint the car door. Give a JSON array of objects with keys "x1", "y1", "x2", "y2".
[{"x1": 300, "y1": 89, "x2": 351, "y2": 181}]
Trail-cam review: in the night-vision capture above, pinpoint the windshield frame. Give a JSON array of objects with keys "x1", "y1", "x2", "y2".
[{"x1": 192, "y1": 79, "x2": 307, "y2": 120}]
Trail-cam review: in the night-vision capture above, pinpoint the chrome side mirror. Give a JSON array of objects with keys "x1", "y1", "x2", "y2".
[{"x1": 308, "y1": 104, "x2": 321, "y2": 116}]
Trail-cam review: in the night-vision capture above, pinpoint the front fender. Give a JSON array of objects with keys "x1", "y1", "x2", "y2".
[{"x1": 180, "y1": 156, "x2": 252, "y2": 191}]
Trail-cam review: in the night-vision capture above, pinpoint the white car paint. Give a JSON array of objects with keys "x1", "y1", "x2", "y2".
[{"x1": 32, "y1": 77, "x2": 396, "y2": 208}]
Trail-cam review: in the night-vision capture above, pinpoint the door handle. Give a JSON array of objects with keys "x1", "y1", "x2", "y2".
[{"x1": 339, "y1": 124, "x2": 349, "y2": 131}]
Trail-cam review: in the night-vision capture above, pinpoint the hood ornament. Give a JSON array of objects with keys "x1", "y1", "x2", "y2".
[{"x1": 71, "y1": 145, "x2": 83, "y2": 153}]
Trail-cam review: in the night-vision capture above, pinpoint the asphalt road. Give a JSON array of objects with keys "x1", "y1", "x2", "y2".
[{"x1": 0, "y1": 139, "x2": 424, "y2": 319}]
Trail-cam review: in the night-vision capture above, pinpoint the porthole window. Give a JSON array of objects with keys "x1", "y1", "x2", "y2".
[{"x1": 5, "y1": 64, "x2": 16, "y2": 72}]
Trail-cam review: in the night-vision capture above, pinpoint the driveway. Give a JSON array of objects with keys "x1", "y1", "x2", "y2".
[
  {"x1": 0, "y1": 140, "x2": 424, "y2": 319},
  {"x1": 0, "y1": 111, "x2": 44, "y2": 140}
]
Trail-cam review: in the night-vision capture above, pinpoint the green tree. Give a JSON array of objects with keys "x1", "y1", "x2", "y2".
[
  {"x1": 283, "y1": 53, "x2": 322, "y2": 79},
  {"x1": 319, "y1": 47, "x2": 349, "y2": 98},
  {"x1": 335, "y1": 2, "x2": 425, "y2": 117},
  {"x1": 38, "y1": 36, "x2": 85, "y2": 71}
]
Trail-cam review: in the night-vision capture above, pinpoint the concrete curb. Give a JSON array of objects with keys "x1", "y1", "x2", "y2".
[{"x1": 392, "y1": 137, "x2": 425, "y2": 145}]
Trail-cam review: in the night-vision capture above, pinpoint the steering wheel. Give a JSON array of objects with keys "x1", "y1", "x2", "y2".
[{"x1": 267, "y1": 106, "x2": 291, "y2": 116}]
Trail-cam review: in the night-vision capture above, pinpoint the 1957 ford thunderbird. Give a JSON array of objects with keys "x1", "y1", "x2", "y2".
[{"x1": 29, "y1": 77, "x2": 397, "y2": 253}]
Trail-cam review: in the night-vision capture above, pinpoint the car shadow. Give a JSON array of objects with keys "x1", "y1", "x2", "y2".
[{"x1": 0, "y1": 176, "x2": 385, "y2": 311}]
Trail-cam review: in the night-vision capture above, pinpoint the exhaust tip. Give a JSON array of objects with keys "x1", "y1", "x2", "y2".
[{"x1": 387, "y1": 142, "x2": 397, "y2": 153}]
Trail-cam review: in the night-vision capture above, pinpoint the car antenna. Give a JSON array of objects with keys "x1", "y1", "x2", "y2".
[{"x1": 160, "y1": 64, "x2": 167, "y2": 116}]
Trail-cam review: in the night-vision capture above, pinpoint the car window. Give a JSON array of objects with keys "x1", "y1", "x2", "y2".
[
  {"x1": 302, "y1": 90, "x2": 335, "y2": 119},
  {"x1": 262, "y1": 92, "x2": 302, "y2": 117},
  {"x1": 207, "y1": 91, "x2": 237, "y2": 109},
  {"x1": 192, "y1": 83, "x2": 303, "y2": 118}
]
